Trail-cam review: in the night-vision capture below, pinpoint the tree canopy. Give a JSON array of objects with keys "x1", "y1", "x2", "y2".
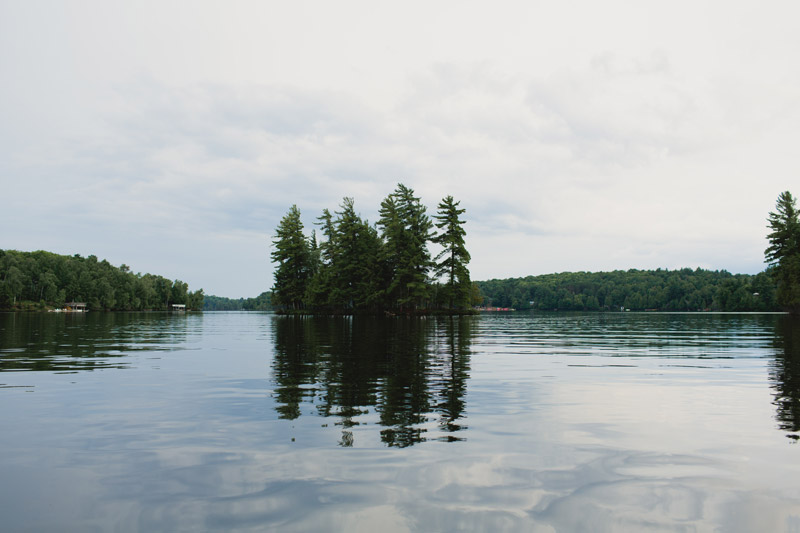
[
  {"x1": 476, "y1": 268, "x2": 778, "y2": 312},
  {"x1": 0, "y1": 250, "x2": 204, "y2": 311},
  {"x1": 270, "y1": 184, "x2": 475, "y2": 314}
]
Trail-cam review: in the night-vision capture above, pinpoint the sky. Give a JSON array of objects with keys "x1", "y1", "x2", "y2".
[{"x1": 2, "y1": 1, "x2": 799, "y2": 298}]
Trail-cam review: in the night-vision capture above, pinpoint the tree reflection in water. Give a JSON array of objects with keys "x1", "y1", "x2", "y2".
[
  {"x1": 771, "y1": 315, "x2": 800, "y2": 440},
  {"x1": 271, "y1": 316, "x2": 473, "y2": 447},
  {"x1": 0, "y1": 312, "x2": 192, "y2": 372}
]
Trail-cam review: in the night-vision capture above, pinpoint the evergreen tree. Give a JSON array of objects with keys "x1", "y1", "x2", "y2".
[
  {"x1": 329, "y1": 197, "x2": 382, "y2": 310},
  {"x1": 317, "y1": 209, "x2": 337, "y2": 266},
  {"x1": 432, "y1": 195, "x2": 472, "y2": 309},
  {"x1": 766, "y1": 191, "x2": 800, "y2": 313},
  {"x1": 378, "y1": 184, "x2": 433, "y2": 311},
  {"x1": 271, "y1": 205, "x2": 311, "y2": 311},
  {"x1": 377, "y1": 194, "x2": 403, "y2": 307},
  {"x1": 306, "y1": 209, "x2": 336, "y2": 309}
]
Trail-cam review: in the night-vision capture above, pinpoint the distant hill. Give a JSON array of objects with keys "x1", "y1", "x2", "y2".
[{"x1": 475, "y1": 268, "x2": 778, "y2": 312}]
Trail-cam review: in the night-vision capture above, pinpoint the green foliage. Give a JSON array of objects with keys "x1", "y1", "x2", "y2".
[
  {"x1": 305, "y1": 209, "x2": 336, "y2": 309},
  {"x1": 378, "y1": 184, "x2": 434, "y2": 310},
  {"x1": 270, "y1": 185, "x2": 472, "y2": 314},
  {"x1": 432, "y1": 195, "x2": 471, "y2": 309},
  {"x1": 766, "y1": 191, "x2": 800, "y2": 314},
  {"x1": 271, "y1": 205, "x2": 312, "y2": 311},
  {"x1": 203, "y1": 291, "x2": 272, "y2": 311},
  {"x1": 328, "y1": 197, "x2": 382, "y2": 310},
  {"x1": 0, "y1": 250, "x2": 204, "y2": 311},
  {"x1": 476, "y1": 268, "x2": 778, "y2": 312}
]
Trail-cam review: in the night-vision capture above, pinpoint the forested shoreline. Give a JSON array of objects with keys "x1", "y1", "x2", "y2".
[
  {"x1": 0, "y1": 252, "x2": 786, "y2": 314},
  {"x1": 203, "y1": 292, "x2": 272, "y2": 311},
  {"x1": 467, "y1": 189, "x2": 800, "y2": 314},
  {"x1": 0, "y1": 250, "x2": 203, "y2": 311},
  {"x1": 476, "y1": 268, "x2": 779, "y2": 312},
  {"x1": 209, "y1": 268, "x2": 782, "y2": 313},
  {"x1": 4, "y1": 190, "x2": 797, "y2": 315}
]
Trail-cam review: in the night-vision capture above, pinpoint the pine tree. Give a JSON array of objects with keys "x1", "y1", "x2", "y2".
[
  {"x1": 378, "y1": 184, "x2": 433, "y2": 311},
  {"x1": 329, "y1": 197, "x2": 382, "y2": 310},
  {"x1": 766, "y1": 191, "x2": 800, "y2": 267},
  {"x1": 271, "y1": 205, "x2": 311, "y2": 311},
  {"x1": 306, "y1": 209, "x2": 335, "y2": 309},
  {"x1": 766, "y1": 191, "x2": 800, "y2": 313},
  {"x1": 377, "y1": 194, "x2": 403, "y2": 307},
  {"x1": 433, "y1": 195, "x2": 472, "y2": 309}
]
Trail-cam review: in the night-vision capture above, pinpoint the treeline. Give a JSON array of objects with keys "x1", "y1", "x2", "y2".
[
  {"x1": 476, "y1": 268, "x2": 779, "y2": 312},
  {"x1": 271, "y1": 184, "x2": 476, "y2": 314},
  {"x1": 204, "y1": 292, "x2": 273, "y2": 311},
  {"x1": 0, "y1": 250, "x2": 204, "y2": 311}
]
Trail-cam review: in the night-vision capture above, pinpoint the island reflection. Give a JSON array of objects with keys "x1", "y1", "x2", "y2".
[{"x1": 271, "y1": 316, "x2": 474, "y2": 447}]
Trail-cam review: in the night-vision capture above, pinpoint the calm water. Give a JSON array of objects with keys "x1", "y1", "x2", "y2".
[{"x1": 1, "y1": 311, "x2": 799, "y2": 532}]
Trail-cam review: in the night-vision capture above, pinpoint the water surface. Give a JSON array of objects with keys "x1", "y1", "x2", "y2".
[{"x1": 1, "y1": 311, "x2": 799, "y2": 531}]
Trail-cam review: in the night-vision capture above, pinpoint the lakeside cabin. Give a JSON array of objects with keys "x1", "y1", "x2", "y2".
[
  {"x1": 63, "y1": 302, "x2": 87, "y2": 313},
  {"x1": 171, "y1": 304, "x2": 186, "y2": 312}
]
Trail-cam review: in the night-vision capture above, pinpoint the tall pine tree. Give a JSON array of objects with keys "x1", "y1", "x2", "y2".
[
  {"x1": 378, "y1": 184, "x2": 433, "y2": 311},
  {"x1": 305, "y1": 209, "x2": 336, "y2": 309},
  {"x1": 329, "y1": 197, "x2": 382, "y2": 310},
  {"x1": 433, "y1": 195, "x2": 472, "y2": 309},
  {"x1": 271, "y1": 205, "x2": 311, "y2": 311},
  {"x1": 766, "y1": 191, "x2": 800, "y2": 314}
]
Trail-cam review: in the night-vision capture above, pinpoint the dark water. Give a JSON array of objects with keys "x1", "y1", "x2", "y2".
[{"x1": 1, "y1": 311, "x2": 800, "y2": 532}]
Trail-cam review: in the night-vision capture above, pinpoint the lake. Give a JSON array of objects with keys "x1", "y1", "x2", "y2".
[{"x1": 1, "y1": 311, "x2": 799, "y2": 532}]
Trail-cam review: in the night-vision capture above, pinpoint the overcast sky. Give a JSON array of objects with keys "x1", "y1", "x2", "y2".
[{"x1": 2, "y1": 1, "x2": 798, "y2": 298}]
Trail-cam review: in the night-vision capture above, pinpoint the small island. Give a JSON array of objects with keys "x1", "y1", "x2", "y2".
[{"x1": 270, "y1": 184, "x2": 477, "y2": 315}]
